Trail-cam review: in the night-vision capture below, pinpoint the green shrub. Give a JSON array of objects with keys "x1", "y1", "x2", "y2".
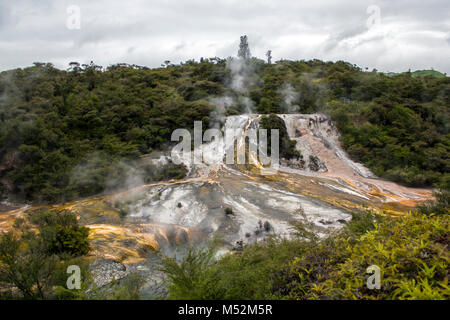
[
  {"x1": 259, "y1": 114, "x2": 301, "y2": 160},
  {"x1": 28, "y1": 210, "x2": 90, "y2": 257},
  {"x1": 417, "y1": 185, "x2": 450, "y2": 216},
  {"x1": 343, "y1": 210, "x2": 382, "y2": 237},
  {"x1": 159, "y1": 245, "x2": 217, "y2": 300},
  {"x1": 108, "y1": 273, "x2": 146, "y2": 300},
  {"x1": 143, "y1": 162, "x2": 187, "y2": 183}
]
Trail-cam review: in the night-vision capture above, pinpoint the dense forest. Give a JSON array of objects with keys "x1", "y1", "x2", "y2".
[{"x1": 0, "y1": 57, "x2": 449, "y2": 203}]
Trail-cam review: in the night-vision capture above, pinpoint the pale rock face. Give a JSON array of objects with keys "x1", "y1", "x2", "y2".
[
  {"x1": 118, "y1": 113, "x2": 429, "y2": 254},
  {"x1": 279, "y1": 113, "x2": 374, "y2": 177},
  {"x1": 3, "y1": 113, "x2": 430, "y2": 252}
]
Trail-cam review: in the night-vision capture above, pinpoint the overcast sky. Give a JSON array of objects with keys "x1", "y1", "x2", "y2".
[{"x1": 1, "y1": 0, "x2": 449, "y2": 73}]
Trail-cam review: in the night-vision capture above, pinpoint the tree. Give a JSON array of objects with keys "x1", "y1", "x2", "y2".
[
  {"x1": 266, "y1": 50, "x2": 272, "y2": 64},
  {"x1": 28, "y1": 210, "x2": 90, "y2": 257},
  {"x1": 0, "y1": 211, "x2": 91, "y2": 299},
  {"x1": 238, "y1": 35, "x2": 251, "y2": 60},
  {"x1": 0, "y1": 229, "x2": 59, "y2": 299},
  {"x1": 259, "y1": 114, "x2": 301, "y2": 160},
  {"x1": 67, "y1": 62, "x2": 81, "y2": 73}
]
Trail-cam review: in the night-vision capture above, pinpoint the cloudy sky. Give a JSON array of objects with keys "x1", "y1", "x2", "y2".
[{"x1": 0, "y1": 0, "x2": 449, "y2": 73}]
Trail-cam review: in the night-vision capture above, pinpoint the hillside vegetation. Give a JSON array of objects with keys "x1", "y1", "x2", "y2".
[
  {"x1": 386, "y1": 69, "x2": 447, "y2": 79},
  {"x1": 0, "y1": 59, "x2": 449, "y2": 202},
  {"x1": 410, "y1": 70, "x2": 447, "y2": 78}
]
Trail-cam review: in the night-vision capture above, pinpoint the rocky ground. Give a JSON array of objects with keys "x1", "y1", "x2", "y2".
[{"x1": 90, "y1": 258, "x2": 168, "y2": 299}]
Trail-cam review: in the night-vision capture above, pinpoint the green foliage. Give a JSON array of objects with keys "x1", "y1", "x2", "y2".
[
  {"x1": 288, "y1": 212, "x2": 449, "y2": 300},
  {"x1": 142, "y1": 161, "x2": 187, "y2": 183},
  {"x1": 118, "y1": 206, "x2": 130, "y2": 219},
  {"x1": 51, "y1": 257, "x2": 92, "y2": 300},
  {"x1": 0, "y1": 58, "x2": 450, "y2": 198},
  {"x1": 0, "y1": 209, "x2": 147, "y2": 300},
  {"x1": 401, "y1": 70, "x2": 446, "y2": 79},
  {"x1": 160, "y1": 208, "x2": 449, "y2": 300},
  {"x1": 331, "y1": 98, "x2": 449, "y2": 187},
  {"x1": 0, "y1": 232, "x2": 59, "y2": 299},
  {"x1": 259, "y1": 114, "x2": 301, "y2": 160},
  {"x1": 0, "y1": 62, "x2": 210, "y2": 202},
  {"x1": 160, "y1": 237, "x2": 313, "y2": 299},
  {"x1": 0, "y1": 210, "x2": 90, "y2": 299},
  {"x1": 28, "y1": 210, "x2": 90, "y2": 257},
  {"x1": 105, "y1": 272, "x2": 146, "y2": 300},
  {"x1": 342, "y1": 210, "x2": 383, "y2": 237},
  {"x1": 0, "y1": 59, "x2": 448, "y2": 196},
  {"x1": 159, "y1": 245, "x2": 217, "y2": 299},
  {"x1": 418, "y1": 185, "x2": 450, "y2": 216},
  {"x1": 52, "y1": 270, "x2": 145, "y2": 300}
]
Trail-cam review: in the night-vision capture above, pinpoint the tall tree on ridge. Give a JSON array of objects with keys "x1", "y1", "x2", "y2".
[
  {"x1": 238, "y1": 35, "x2": 251, "y2": 60},
  {"x1": 266, "y1": 50, "x2": 272, "y2": 64}
]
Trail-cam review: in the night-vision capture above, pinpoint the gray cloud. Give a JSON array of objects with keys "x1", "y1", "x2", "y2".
[{"x1": 0, "y1": 0, "x2": 449, "y2": 74}]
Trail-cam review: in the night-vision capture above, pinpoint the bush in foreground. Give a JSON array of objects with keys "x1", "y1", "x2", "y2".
[{"x1": 161, "y1": 210, "x2": 449, "y2": 300}]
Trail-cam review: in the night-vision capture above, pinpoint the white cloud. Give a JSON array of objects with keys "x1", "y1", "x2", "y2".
[{"x1": 0, "y1": 0, "x2": 449, "y2": 74}]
